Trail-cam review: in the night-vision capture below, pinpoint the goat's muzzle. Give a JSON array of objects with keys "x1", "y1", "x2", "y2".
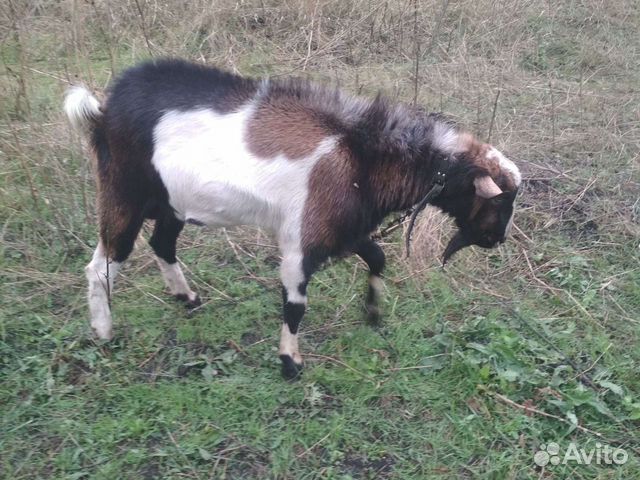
[{"x1": 442, "y1": 230, "x2": 506, "y2": 266}]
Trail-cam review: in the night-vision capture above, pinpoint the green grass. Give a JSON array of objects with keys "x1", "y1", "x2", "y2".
[
  {"x1": 2, "y1": 223, "x2": 638, "y2": 478},
  {"x1": 1, "y1": 0, "x2": 639, "y2": 478}
]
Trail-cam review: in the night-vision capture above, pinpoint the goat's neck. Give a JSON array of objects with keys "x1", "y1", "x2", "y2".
[{"x1": 368, "y1": 150, "x2": 441, "y2": 216}]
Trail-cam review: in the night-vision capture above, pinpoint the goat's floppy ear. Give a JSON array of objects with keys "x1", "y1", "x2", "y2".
[{"x1": 473, "y1": 176, "x2": 502, "y2": 199}]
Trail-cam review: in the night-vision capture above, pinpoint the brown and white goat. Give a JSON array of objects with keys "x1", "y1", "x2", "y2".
[{"x1": 65, "y1": 59, "x2": 520, "y2": 379}]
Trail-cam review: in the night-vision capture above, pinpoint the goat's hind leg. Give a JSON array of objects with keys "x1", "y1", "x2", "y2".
[
  {"x1": 85, "y1": 241, "x2": 118, "y2": 339},
  {"x1": 355, "y1": 239, "x2": 386, "y2": 325},
  {"x1": 149, "y1": 214, "x2": 200, "y2": 308},
  {"x1": 86, "y1": 207, "x2": 143, "y2": 339}
]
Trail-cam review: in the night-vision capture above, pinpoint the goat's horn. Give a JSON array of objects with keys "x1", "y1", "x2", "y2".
[{"x1": 474, "y1": 176, "x2": 502, "y2": 199}]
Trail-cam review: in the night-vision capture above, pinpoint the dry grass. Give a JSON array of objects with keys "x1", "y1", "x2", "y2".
[
  {"x1": 1, "y1": 1, "x2": 639, "y2": 478},
  {"x1": 2, "y1": 0, "x2": 637, "y2": 265}
]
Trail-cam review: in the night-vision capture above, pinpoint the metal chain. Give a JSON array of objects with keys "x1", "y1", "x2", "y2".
[
  {"x1": 371, "y1": 170, "x2": 447, "y2": 258},
  {"x1": 370, "y1": 209, "x2": 414, "y2": 241}
]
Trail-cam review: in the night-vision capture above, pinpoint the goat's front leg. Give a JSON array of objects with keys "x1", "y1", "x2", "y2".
[
  {"x1": 355, "y1": 239, "x2": 386, "y2": 325},
  {"x1": 278, "y1": 251, "x2": 310, "y2": 380}
]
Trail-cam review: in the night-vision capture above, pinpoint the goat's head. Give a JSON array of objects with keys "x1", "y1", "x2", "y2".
[{"x1": 435, "y1": 136, "x2": 521, "y2": 265}]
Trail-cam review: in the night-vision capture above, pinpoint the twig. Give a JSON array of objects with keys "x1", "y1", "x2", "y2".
[
  {"x1": 387, "y1": 353, "x2": 448, "y2": 371},
  {"x1": 137, "y1": 349, "x2": 160, "y2": 368},
  {"x1": 296, "y1": 429, "x2": 335, "y2": 459},
  {"x1": 177, "y1": 258, "x2": 234, "y2": 302},
  {"x1": 305, "y1": 353, "x2": 374, "y2": 381},
  {"x1": 549, "y1": 79, "x2": 556, "y2": 153},
  {"x1": 565, "y1": 177, "x2": 597, "y2": 214},
  {"x1": 133, "y1": 0, "x2": 154, "y2": 57},
  {"x1": 167, "y1": 430, "x2": 202, "y2": 480},
  {"x1": 573, "y1": 343, "x2": 612, "y2": 381},
  {"x1": 412, "y1": 0, "x2": 450, "y2": 105},
  {"x1": 504, "y1": 297, "x2": 597, "y2": 390},
  {"x1": 412, "y1": 0, "x2": 419, "y2": 105},
  {"x1": 288, "y1": 3, "x2": 387, "y2": 73},
  {"x1": 578, "y1": 67, "x2": 584, "y2": 128},
  {"x1": 25, "y1": 66, "x2": 69, "y2": 83},
  {"x1": 227, "y1": 339, "x2": 246, "y2": 355},
  {"x1": 224, "y1": 229, "x2": 254, "y2": 264},
  {"x1": 521, "y1": 248, "x2": 599, "y2": 327},
  {"x1": 475, "y1": 96, "x2": 481, "y2": 137},
  {"x1": 487, "y1": 88, "x2": 501, "y2": 143},
  {"x1": 302, "y1": 0, "x2": 319, "y2": 71},
  {"x1": 512, "y1": 223, "x2": 533, "y2": 243},
  {"x1": 495, "y1": 390, "x2": 640, "y2": 455},
  {"x1": 88, "y1": 0, "x2": 117, "y2": 75},
  {"x1": 246, "y1": 336, "x2": 271, "y2": 348},
  {"x1": 10, "y1": 128, "x2": 39, "y2": 209},
  {"x1": 491, "y1": 392, "x2": 603, "y2": 437},
  {"x1": 606, "y1": 292, "x2": 639, "y2": 324},
  {"x1": 464, "y1": 281, "x2": 510, "y2": 300},
  {"x1": 105, "y1": 255, "x2": 111, "y2": 309},
  {"x1": 7, "y1": 0, "x2": 31, "y2": 116}
]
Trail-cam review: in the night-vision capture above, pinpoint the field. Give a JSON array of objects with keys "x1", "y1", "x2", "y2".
[{"x1": 1, "y1": 0, "x2": 639, "y2": 478}]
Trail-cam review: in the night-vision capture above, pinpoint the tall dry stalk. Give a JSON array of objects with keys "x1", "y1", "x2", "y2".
[
  {"x1": 133, "y1": 0, "x2": 155, "y2": 57},
  {"x1": 487, "y1": 88, "x2": 501, "y2": 143},
  {"x1": 6, "y1": 0, "x2": 30, "y2": 117}
]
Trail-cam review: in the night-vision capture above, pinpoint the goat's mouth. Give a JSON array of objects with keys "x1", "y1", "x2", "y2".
[
  {"x1": 442, "y1": 231, "x2": 503, "y2": 265},
  {"x1": 475, "y1": 238, "x2": 501, "y2": 249}
]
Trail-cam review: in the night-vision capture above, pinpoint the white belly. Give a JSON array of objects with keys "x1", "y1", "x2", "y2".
[{"x1": 151, "y1": 105, "x2": 336, "y2": 236}]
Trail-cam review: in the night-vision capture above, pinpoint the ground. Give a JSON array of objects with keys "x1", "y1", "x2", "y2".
[{"x1": 0, "y1": 1, "x2": 639, "y2": 478}]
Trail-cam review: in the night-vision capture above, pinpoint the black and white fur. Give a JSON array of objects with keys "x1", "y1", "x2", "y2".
[{"x1": 65, "y1": 59, "x2": 520, "y2": 379}]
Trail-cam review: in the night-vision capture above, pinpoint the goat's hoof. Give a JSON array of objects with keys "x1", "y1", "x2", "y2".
[
  {"x1": 175, "y1": 293, "x2": 202, "y2": 309},
  {"x1": 92, "y1": 325, "x2": 113, "y2": 341},
  {"x1": 280, "y1": 354, "x2": 303, "y2": 381},
  {"x1": 365, "y1": 305, "x2": 382, "y2": 327}
]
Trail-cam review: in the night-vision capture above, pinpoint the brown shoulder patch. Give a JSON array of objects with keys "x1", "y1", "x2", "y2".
[
  {"x1": 246, "y1": 97, "x2": 331, "y2": 160},
  {"x1": 301, "y1": 145, "x2": 357, "y2": 253}
]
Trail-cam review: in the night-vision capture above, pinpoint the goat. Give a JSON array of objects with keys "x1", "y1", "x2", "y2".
[{"x1": 65, "y1": 59, "x2": 521, "y2": 379}]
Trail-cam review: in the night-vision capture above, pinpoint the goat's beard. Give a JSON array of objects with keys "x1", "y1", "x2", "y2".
[{"x1": 442, "y1": 231, "x2": 471, "y2": 266}]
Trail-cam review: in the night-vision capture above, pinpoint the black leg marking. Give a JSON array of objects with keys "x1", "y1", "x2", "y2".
[
  {"x1": 277, "y1": 249, "x2": 328, "y2": 380},
  {"x1": 283, "y1": 297, "x2": 305, "y2": 334},
  {"x1": 280, "y1": 354, "x2": 304, "y2": 381},
  {"x1": 149, "y1": 214, "x2": 185, "y2": 264},
  {"x1": 355, "y1": 239, "x2": 386, "y2": 325},
  {"x1": 356, "y1": 240, "x2": 386, "y2": 276},
  {"x1": 279, "y1": 287, "x2": 306, "y2": 380}
]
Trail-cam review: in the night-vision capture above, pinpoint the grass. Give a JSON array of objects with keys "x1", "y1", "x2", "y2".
[{"x1": 1, "y1": 0, "x2": 639, "y2": 478}]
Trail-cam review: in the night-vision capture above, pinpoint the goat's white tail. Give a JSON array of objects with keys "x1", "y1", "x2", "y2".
[{"x1": 64, "y1": 86, "x2": 102, "y2": 131}]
